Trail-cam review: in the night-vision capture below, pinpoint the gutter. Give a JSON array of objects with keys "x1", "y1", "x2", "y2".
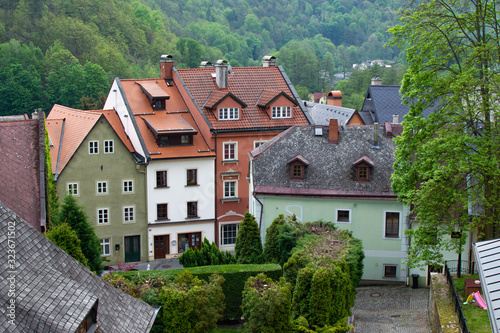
[{"x1": 145, "y1": 306, "x2": 161, "y2": 333}]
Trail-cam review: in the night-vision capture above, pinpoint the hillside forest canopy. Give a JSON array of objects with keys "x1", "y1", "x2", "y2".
[{"x1": 0, "y1": 0, "x2": 406, "y2": 116}]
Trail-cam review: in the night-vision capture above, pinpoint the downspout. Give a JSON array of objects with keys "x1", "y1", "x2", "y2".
[
  {"x1": 253, "y1": 192, "x2": 264, "y2": 231},
  {"x1": 214, "y1": 131, "x2": 219, "y2": 248},
  {"x1": 407, "y1": 215, "x2": 412, "y2": 287}
]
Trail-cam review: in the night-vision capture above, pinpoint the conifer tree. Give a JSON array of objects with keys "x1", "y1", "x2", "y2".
[
  {"x1": 235, "y1": 212, "x2": 263, "y2": 264},
  {"x1": 57, "y1": 195, "x2": 102, "y2": 274}
]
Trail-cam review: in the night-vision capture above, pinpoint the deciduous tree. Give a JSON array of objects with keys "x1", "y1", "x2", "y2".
[{"x1": 390, "y1": 0, "x2": 500, "y2": 270}]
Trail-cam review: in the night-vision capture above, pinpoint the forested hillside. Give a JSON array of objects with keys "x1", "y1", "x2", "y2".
[{"x1": 0, "y1": 0, "x2": 405, "y2": 116}]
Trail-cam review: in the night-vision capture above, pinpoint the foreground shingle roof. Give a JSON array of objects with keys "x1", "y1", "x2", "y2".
[
  {"x1": 473, "y1": 239, "x2": 500, "y2": 333},
  {"x1": 0, "y1": 201, "x2": 158, "y2": 332},
  {"x1": 177, "y1": 66, "x2": 311, "y2": 131},
  {"x1": 251, "y1": 125, "x2": 397, "y2": 197},
  {"x1": 0, "y1": 118, "x2": 43, "y2": 230}
]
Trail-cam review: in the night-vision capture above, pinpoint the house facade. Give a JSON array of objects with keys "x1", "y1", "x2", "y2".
[
  {"x1": 46, "y1": 105, "x2": 148, "y2": 265},
  {"x1": 175, "y1": 56, "x2": 312, "y2": 251},
  {"x1": 103, "y1": 60, "x2": 216, "y2": 259}
]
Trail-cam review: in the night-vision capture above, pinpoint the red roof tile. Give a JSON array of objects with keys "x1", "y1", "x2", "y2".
[
  {"x1": 177, "y1": 66, "x2": 310, "y2": 131},
  {"x1": 0, "y1": 119, "x2": 41, "y2": 229}
]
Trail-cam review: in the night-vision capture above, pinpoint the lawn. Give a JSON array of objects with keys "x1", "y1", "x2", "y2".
[{"x1": 452, "y1": 274, "x2": 491, "y2": 333}]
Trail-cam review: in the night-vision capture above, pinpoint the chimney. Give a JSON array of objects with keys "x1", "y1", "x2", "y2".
[
  {"x1": 371, "y1": 77, "x2": 382, "y2": 85},
  {"x1": 160, "y1": 54, "x2": 173, "y2": 79},
  {"x1": 326, "y1": 90, "x2": 342, "y2": 107},
  {"x1": 328, "y1": 118, "x2": 339, "y2": 144},
  {"x1": 215, "y1": 59, "x2": 228, "y2": 89},
  {"x1": 392, "y1": 114, "x2": 399, "y2": 124},
  {"x1": 262, "y1": 55, "x2": 277, "y2": 67},
  {"x1": 385, "y1": 121, "x2": 393, "y2": 138},
  {"x1": 32, "y1": 109, "x2": 40, "y2": 119}
]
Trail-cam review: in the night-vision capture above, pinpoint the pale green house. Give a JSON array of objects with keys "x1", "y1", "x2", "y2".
[
  {"x1": 250, "y1": 121, "x2": 468, "y2": 286},
  {"x1": 47, "y1": 105, "x2": 148, "y2": 266}
]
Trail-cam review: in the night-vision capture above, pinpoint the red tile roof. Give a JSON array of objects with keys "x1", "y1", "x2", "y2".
[
  {"x1": 0, "y1": 119, "x2": 42, "y2": 229},
  {"x1": 177, "y1": 66, "x2": 310, "y2": 131},
  {"x1": 46, "y1": 105, "x2": 136, "y2": 176},
  {"x1": 47, "y1": 105, "x2": 102, "y2": 175},
  {"x1": 119, "y1": 79, "x2": 215, "y2": 159}
]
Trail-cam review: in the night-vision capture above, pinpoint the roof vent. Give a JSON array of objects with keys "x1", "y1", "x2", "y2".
[{"x1": 199, "y1": 61, "x2": 213, "y2": 68}]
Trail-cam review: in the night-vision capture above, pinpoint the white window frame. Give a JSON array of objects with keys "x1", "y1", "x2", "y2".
[
  {"x1": 123, "y1": 206, "x2": 135, "y2": 223},
  {"x1": 272, "y1": 106, "x2": 292, "y2": 119},
  {"x1": 123, "y1": 180, "x2": 134, "y2": 193},
  {"x1": 223, "y1": 180, "x2": 237, "y2": 198},
  {"x1": 254, "y1": 140, "x2": 267, "y2": 149},
  {"x1": 219, "y1": 107, "x2": 239, "y2": 120},
  {"x1": 89, "y1": 141, "x2": 99, "y2": 154},
  {"x1": 335, "y1": 209, "x2": 352, "y2": 223},
  {"x1": 220, "y1": 223, "x2": 239, "y2": 246},
  {"x1": 96, "y1": 181, "x2": 108, "y2": 195},
  {"x1": 97, "y1": 208, "x2": 109, "y2": 225},
  {"x1": 100, "y1": 238, "x2": 111, "y2": 256},
  {"x1": 383, "y1": 210, "x2": 401, "y2": 239},
  {"x1": 223, "y1": 141, "x2": 237, "y2": 161},
  {"x1": 383, "y1": 264, "x2": 398, "y2": 278},
  {"x1": 67, "y1": 183, "x2": 79, "y2": 196},
  {"x1": 104, "y1": 140, "x2": 114, "y2": 154}
]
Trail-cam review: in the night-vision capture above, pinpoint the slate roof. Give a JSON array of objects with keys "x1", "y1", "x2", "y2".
[
  {"x1": 0, "y1": 201, "x2": 158, "y2": 332},
  {"x1": 46, "y1": 105, "x2": 137, "y2": 178},
  {"x1": 473, "y1": 239, "x2": 500, "y2": 333},
  {"x1": 360, "y1": 85, "x2": 434, "y2": 125},
  {"x1": 118, "y1": 78, "x2": 215, "y2": 160},
  {"x1": 250, "y1": 124, "x2": 397, "y2": 197},
  {"x1": 0, "y1": 117, "x2": 44, "y2": 230},
  {"x1": 176, "y1": 66, "x2": 312, "y2": 131},
  {"x1": 305, "y1": 101, "x2": 357, "y2": 126}
]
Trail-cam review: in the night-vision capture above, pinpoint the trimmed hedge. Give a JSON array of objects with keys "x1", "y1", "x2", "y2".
[{"x1": 114, "y1": 263, "x2": 282, "y2": 320}]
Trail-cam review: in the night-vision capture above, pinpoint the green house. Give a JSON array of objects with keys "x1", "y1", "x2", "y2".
[{"x1": 47, "y1": 105, "x2": 148, "y2": 265}]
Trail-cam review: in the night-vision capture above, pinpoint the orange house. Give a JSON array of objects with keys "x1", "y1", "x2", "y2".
[{"x1": 172, "y1": 56, "x2": 312, "y2": 250}]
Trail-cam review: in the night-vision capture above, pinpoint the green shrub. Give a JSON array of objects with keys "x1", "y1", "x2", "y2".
[
  {"x1": 235, "y1": 212, "x2": 263, "y2": 264},
  {"x1": 241, "y1": 273, "x2": 293, "y2": 333},
  {"x1": 110, "y1": 263, "x2": 283, "y2": 320},
  {"x1": 159, "y1": 271, "x2": 225, "y2": 333},
  {"x1": 179, "y1": 238, "x2": 236, "y2": 267}
]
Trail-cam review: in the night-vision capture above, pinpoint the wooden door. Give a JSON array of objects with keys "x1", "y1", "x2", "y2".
[{"x1": 154, "y1": 235, "x2": 169, "y2": 259}]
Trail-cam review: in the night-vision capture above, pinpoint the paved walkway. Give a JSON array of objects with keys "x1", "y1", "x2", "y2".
[{"x1": 353, "y1": 285, "x2": 431, "y2": 333}]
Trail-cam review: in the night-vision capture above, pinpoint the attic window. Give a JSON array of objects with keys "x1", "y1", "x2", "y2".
[
  {"x1": 158, "y1": 134, "x2": 193, "y2": 147},
  {"x1": 219, "y1": 107, "x2": 239, "y2": 120},
  {"x1": 272, "y1": 106, "x2": 291, "y2": 119},
  {"x1": 153, "y1": 99, "x2": 165, "y2": 110},
  {"x1": 352, "y1": 155, "x2": 375, "y2": 182},
  {"x1": 287, "y1": 154, "x2": 309, "y2": 181}
]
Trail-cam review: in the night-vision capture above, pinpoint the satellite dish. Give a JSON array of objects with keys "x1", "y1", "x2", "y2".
[{"x1": 228, "y1": 65, "x2": 233, "y2": 74}]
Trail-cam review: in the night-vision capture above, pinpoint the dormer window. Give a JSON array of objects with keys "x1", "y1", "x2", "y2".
[
  {"x1": 286, "y1": 154, "x2": 309, "y2": 181},
  {"x1": 292, "y1": 164, "x2": 304, "y2": 179},
  {"x1": 352, "y1": 155, "x2": 375, "y2": 182},
  {"x1": 153, "y1": 99, "x2": 165, "y2": 110},
  {"x1": 158, "y1": 134, "x2": 193, "y2": 147},
  {"x1": 272, "y1": 106, "x2": 291, "y2": 119},
  {"x1": 219, "y1": 107, "x2": 239, "y2": 120}
]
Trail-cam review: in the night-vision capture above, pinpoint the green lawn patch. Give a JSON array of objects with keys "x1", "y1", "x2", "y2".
[{"x1": 452, "y1": 274, "x2": 491, "y2": 333}]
